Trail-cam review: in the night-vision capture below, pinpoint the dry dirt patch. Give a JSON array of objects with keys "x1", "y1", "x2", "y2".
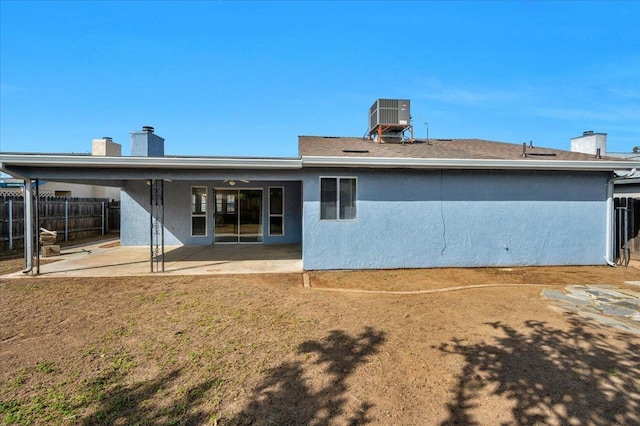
[
  {"x1": 1, "y1": 265, "x2": 639, "y2": 425},
  {"x1": 308, "y1": 265, "x2": 640, "y2": 291}
]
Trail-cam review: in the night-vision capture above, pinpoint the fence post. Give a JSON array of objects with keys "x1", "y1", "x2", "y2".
[
  {"x1": 64, "y1": 200, "x2": 69, "y2": 241},
  {"x1": 101, "y1": 201, "x2": 105, "y2": 236},
  {"x1": 8, "y1": 199, "x2": 13, "y2": 251}
]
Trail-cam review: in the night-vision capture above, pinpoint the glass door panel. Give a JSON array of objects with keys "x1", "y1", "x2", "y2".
[
  {"x1": 239, "y1": 190, "x2": 263, "y2": 242},
  {"x1": 214, "y1": 190, "x2": 238, "y2": 243},
  {"x1": 214, "y1": 189, "x2": 263, "y2": 243}
]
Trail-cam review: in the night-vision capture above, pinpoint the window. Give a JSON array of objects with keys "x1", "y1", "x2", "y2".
[
  {"x1": 191, "y1": 187, "x2": 207, "y2": 236},
  {"x1": 320, "y1": 177, "x2": 356, "y2": 220},
  {"x1": 269, "y1": 187, "x2": 284, "y2": 236}
]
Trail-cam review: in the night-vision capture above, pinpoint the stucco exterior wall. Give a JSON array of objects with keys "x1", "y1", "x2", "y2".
[
  {"x1": 121, "y1": 180, "x2": 301, "y2": 246},
  {"x1": 302, "y1": 169, "x2": 609, "y2": 270}
]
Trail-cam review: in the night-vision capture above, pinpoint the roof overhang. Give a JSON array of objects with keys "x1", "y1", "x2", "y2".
[
  {"x1": 2, "y1": 153, "x2": 638, "y2": 179},
  {"x1": 301, "y1": 156, "x2": 640, "y2": 172},
  {"x1": 0, "y1": 154, "x2": 302, "y2": 170}
]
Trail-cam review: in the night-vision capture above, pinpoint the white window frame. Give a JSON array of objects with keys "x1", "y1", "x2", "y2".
[
  {"x1": 319, "y1": 176, "x2": 357, "y2": 221},
  {"x1": 268, "y1": 186, "x2": 285, "y2": 236},
  {"x1": 191, "y1": 186, "x2": 208, "y2": 237}
]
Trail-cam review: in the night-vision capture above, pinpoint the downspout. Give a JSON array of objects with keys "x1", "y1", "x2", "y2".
[
  {"x1": 23, "y1": 178, "x2": 33, "y2": 274},
  {"x1": 606, "y1": 168, "x2": 636, "y2": 266}
]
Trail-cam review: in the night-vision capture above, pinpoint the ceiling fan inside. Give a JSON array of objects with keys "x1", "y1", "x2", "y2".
[{"x1": 223, "y1": 179, "x2": 250, "y2": 186}]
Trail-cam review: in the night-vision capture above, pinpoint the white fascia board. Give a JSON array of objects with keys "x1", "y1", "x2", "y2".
[
  {"x1": 0, "y1": 154, "x2": 302, "y2": 170},
  {"x1": 301, "y1": 156, "x2": 640, "y2": 172}
]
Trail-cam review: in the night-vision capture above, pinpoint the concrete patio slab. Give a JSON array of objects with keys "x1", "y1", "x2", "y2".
[{"x1": 3, "y1": 240, "x2": 302, "y2": 278}]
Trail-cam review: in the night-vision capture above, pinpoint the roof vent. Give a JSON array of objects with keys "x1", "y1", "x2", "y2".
[
  {"x1": 367, "y1": 99, "x2": 414, "y2": 144},
  {"x1": 142, "y1": 126, "x2": 155, "y2": 133},
  {"x1": 583, "y1": 130, "x2": 594, "y2": 136}
]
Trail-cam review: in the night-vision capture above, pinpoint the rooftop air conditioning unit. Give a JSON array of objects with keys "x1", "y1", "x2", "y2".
[{"x1": 368, "y1": 99, "x2": 411, "y2": 135}]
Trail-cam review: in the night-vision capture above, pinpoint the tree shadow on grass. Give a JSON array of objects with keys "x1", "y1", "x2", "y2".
[
  {"x1": 438, "y1": 317, "x2": 640, "y2": 425},
  {"x1": 78, "y1": 368, "x2": 216, "y2": 425},
  {"x1": 229, "y1": 326, "x2": 386, "y2": 425}
]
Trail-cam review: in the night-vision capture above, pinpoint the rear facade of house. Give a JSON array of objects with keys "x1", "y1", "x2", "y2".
[
  {"x1": 2, "y1": 105, "x2": 636, "y2": 270},
  {"x1": 116, "y1": 131, "x2": 619, "y2": 270}
]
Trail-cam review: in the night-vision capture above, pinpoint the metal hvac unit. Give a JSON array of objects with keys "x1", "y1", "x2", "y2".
[
  {"x1": 368, "y1": 99, "x2": 413, "y2": 143},
  {"x1": 369, "y1": 99, "x2": 411, "y2": 133}
]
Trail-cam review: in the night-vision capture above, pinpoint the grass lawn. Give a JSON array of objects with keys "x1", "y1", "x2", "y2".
[{"x1": 1, "y1": 264, "x2": 639, "y2": 425}]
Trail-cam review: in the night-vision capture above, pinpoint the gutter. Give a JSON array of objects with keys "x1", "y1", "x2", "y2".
[
  {"x1": 4, "y1": 154, "x2": 639, "y2": 172},
  {"x1": 301, "y1": 156, "x2": 640, "y2": 172},
  {"x1": 0, "y1": 154, "x2": 303, "y2": 170},
  {"x1": 605, "y1": 168, "x2": 636, "y2": 266}
]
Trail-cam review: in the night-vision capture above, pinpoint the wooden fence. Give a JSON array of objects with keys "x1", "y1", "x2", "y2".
[{"x1": 0, "y1": 196, "x2": 120, "y2": 252}]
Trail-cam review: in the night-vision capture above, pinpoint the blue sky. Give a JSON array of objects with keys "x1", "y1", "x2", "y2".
[{"x1": 1, "y1": 1, "x2": 638, "y2": 157}]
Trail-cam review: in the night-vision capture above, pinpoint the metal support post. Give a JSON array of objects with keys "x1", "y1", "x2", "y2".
[
  {"x1": 23, "y1": 179, "x2": 33, "y2": 273},
  {"x1": 160, "y1": 180, "x2": 165, "y2": 272},
  {"x1": 35, "y1": 179, "x2": 40, "y2": 275},
  {"x1": 150, "y1": 180, "x2": 153, "y2": 273},
  {"x1": 149, "y1": 179, "x2": 166, "y2": 273}
]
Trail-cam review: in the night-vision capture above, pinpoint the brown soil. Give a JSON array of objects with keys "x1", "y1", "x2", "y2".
[{"x1": 1, "y1": 264, "x2": 639, "y2": 425}]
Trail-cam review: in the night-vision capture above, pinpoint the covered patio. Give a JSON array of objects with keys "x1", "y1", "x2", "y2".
[
  {"x1": 0, "y1": 136, "x2": 304, "y2": 275},
  {"x1": 2, "y1": 240, "x2": 302, "y2": 278}
]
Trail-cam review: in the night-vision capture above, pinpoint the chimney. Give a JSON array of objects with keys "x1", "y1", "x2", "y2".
[
  {"x1": 92, "y1": 137, "x2": 122, "y2": 156},
  {"x1": 570, "y1": 131, "x2": 607, "y2": 156},
  {"x1": 130, "y1": 126, "x2": 165, "y2": 157}
]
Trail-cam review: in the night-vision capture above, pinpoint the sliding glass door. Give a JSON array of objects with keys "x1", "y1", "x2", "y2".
[
  {"x1": 214, "y1": 189, "x2": 238, "y2": 243},
  {"x1": 214, "y1": 189, "x2": 263, "y2": 243},
  {"x1": 238, "y1": 190, "x2": 263, "y2": 242}
]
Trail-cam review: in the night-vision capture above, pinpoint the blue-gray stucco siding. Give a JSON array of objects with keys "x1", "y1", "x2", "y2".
[
  {"x1": 121, "y1": 180, "x2": 302, "y2": 246},
  {"x1": 302, "y1": 169, "x2": 609, "y2": 270}
]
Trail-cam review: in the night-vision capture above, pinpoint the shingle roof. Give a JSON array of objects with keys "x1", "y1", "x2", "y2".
[{"x1": 299, "y1": 136, "x2": 618, "y2": 162}]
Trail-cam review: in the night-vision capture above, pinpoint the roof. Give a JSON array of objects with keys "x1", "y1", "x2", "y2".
[
  {"x1": 1, "y1": 136, "x2": 638, "y2": 179},
  {"x1": 299, "y1": 136, "x2": 613, "y2": 161},
  {"x1": 298, "y1": 136, "x2": 639, "y2": 172}
]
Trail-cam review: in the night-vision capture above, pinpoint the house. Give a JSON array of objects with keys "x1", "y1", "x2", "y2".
[
  {"x1": 1, "y1": 109, "x2": 638, "y2": 272},
  {"x1": 297, "y1": 136, "x2": 636, "y2": 269}
]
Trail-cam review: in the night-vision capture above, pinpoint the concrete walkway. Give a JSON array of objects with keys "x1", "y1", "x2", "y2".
[
  {"x1": 4, "y1": 240, "x2": 302, "y2": 278},
  {"x1": 542, "y1": 284, "x2": 640, "y2": 335}
]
